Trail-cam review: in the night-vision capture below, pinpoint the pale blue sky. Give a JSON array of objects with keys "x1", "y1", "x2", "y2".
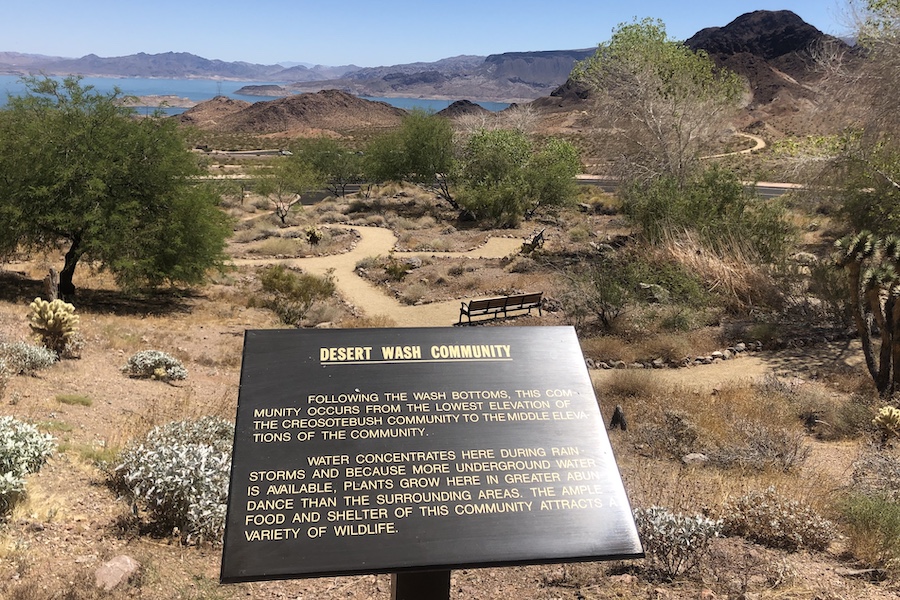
[{"x1": 6, "y1": 0, "x2": 850, "y2": 67}]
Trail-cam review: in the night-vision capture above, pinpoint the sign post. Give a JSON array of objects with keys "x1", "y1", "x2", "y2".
[{"x1": 221, "y1": 326, "x2": 642, "y2": 588}]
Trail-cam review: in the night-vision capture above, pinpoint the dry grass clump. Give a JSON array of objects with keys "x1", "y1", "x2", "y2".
[
  {"x1": 662, "y1": 232, "x2": 783, "y2": 312},
  {"x1": 340, "y1": 314, "x2": 398, "y2": 328}
]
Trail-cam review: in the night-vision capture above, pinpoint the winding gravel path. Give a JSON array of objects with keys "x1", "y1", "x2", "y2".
[{"x1": 233, "y1": 225, "x2": 525, "y2": 327}]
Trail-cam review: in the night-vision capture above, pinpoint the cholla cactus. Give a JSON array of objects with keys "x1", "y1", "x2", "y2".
[
  {"x1": 28, "y1": 297, "x2": 79, "y2": 355},
  {"x1": 305, "y1": 225, "x2": 323, "y2": 245},
  {"x1": 874, "y1": 406, "x2": 900, "y2": 441}
]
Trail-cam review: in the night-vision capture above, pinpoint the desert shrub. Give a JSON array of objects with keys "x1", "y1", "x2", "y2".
[
  {"x1": 636, "y1": 410, "x2": 703, "y2": 459},
  {"x1": 447, "y1": 264, "x2": 467, "y2": 276},
  {"x1": 850, "y1": 446, "x2": 900, "y2": 502},
  {"x1": 633, "y1": 506, "x2": 722, "y2": 580},
  {"x1": 507, "y1": 257, "x2": 538, "y2": 273},
  {"x1": 27, "y1": 297, "x2": 79, "y2": 356},
  {"x1": 109, "y1": 416, "x2": 233, "y2": 543},
  {"x1": 401, "y1": 283, "x2": 427, "y2": 305},
  {"x1": 340, "y1": 314, "x2": 398, "y2": 328},
  {"x1": 0, "y1": 416, "x2": 55, "y2": 514},
  {"x1": 256, "y1": 264, "x2": 336, "y2": 326},
  {"x1": 384, "y1": 255, "x2": 411, "y2": 281},
  {"x1": 0, "y1": 359, "x2": 11, "y2": 402},
  {"x1": 122, "y1": 350, "x2": 188, "y2": 381},
  {"x1": 720, "y1": 487, "x2": 834, "y2": 551},
  {"x1": 709, "y1": 421, "x2": 809, "y2": 471},
  {"x1": 621, "y1": 165, "x2": 795, "y2": 263},
  {"x1": 839, "y1": 493, "x2": 900, "y2": 571},
  {"x1": 0, "y1": 342, "x2": 57, "y2": 375}
]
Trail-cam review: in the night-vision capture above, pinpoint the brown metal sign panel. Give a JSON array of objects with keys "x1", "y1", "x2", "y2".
[{"x1": 220, "y1": 326, "x2": 642, "y2": 583}]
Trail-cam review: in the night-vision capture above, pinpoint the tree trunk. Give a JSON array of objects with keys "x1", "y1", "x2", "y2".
[
  {"x1": 59, "y1": 234, "x2": 83, "y2": 304},
  {"x1": 850, "y1": 263, "x2": 880, "y2": 382},
  {"x1": 891, "y1": 297, "x2": 900, "y2": 395},
  {"x1": 43, "y1": 268, "x2": 59, "y2": 302}
]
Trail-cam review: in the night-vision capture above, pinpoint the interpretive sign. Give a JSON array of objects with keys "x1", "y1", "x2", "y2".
[{"x1": 220, "y1": 326, "x2": 642, "y2": 583}]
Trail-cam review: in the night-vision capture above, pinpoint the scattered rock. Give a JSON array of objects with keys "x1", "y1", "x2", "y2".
[
  {"x1": 682, "y1": 453, "x2": 710, "y2": 465},
  {"x1": 94, "y1": 555, "x2": 140, "y2": 591}
]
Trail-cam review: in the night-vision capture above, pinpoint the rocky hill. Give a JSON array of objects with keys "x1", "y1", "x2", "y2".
[
  {"x1": 179, "y1": 89, "x2": 406, "y2": 135},
  {"x1": 685, "y1": 10, "x2": 853, "y2": 106},
  {"x1": 533, "y1": 10, "x2": 855, "y2": 135}
]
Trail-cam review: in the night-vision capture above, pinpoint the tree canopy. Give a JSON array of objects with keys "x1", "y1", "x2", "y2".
[
  {"x1": 573, "y1": 18, "x2": 744, "y2": 185},
  {"x1": 363, "y1": 110, "x2": 457, "y2": 207},
  {"x1": 0, "y1": 76, "x2": 231, "y2": 299},
  {"x1": 455, "y1": 129, "x2": 580, "y2": 226}
]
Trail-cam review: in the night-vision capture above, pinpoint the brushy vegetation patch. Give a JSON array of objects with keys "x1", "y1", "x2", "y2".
[
  {"x1": 250, "y1": 264, "x2": 337, "y2": 327},
  {"x1": 719, "y1": 486, "x2": 834, "y2": 551},
  {"x1": 633, "y1": 506, "x2": 722, "y2": 580},
  {"x1": 839, "y1": 493, "x2": 900, "y2": 572},
  {"x1": 121, "y1": 350, "x2": 188, "y2": 382},
  {"x1": 0, "y1": 416, "x2": 55, "y2": 515},
  {"x1": 109, "y1": 416, "x2": 233, "y2": 544},
  {"x1": 0, "y1": 341, "x2": 57, "y2": 375}
]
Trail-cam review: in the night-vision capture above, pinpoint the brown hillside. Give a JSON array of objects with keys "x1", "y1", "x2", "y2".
[
  {"x1": 209, "y1": 89, "x2": 407, "y2": 134},
  {"x1": 177, "y1": 95, "x2": 251, "y2": 128}
]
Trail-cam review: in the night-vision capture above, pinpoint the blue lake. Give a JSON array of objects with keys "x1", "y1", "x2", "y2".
[{"x1": 0, "y1": 75, "x2": 509, "y2": 114}]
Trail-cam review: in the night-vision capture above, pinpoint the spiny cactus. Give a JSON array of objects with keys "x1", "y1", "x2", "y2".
[
  {"x1": 874, "y1": 406, "x2": 900, "y2": 441},
  {"x1": 28, "y1": 297, "x2": 79, "y2": 355}
]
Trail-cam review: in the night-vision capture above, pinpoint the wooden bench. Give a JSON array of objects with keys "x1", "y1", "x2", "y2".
[{"x1": 458, "y1": 292, "x2": 543, "y2": 325}]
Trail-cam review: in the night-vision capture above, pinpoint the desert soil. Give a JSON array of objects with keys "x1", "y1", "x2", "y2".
[{"x1": 0, "y1": 224, "x2": 895, "y2": 600}]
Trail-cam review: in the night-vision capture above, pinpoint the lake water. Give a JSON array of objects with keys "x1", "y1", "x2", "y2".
[{"x1": 0, "y1": 75, "x2": 510, "y2": 114}]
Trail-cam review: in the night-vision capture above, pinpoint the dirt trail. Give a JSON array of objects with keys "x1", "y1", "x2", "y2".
[
  {"x1": 233, "y1": 224, "x2": 524, "y2": 327},
  {"x1": 234, "y1": 224, "x2": 865, "y2": 386}
]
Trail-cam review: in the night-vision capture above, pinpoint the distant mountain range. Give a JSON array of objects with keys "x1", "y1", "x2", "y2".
[
  {"x1": 0, "y1": 49, "x2": 594, "y2": 103},
  {"x1": 0, "y1": 11, "x2": 855, "y2": 108}
]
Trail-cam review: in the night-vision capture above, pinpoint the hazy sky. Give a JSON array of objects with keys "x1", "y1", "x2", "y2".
[{"x1": 7, "y1": 0, "x2": 851, "y2": 67}]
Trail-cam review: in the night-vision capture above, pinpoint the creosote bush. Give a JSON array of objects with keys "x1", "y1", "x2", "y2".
[
  {"x1": 109, "y1": 416, "x2": 233, "y2": 544},
  {"x1": 720, "y1": 487, "x2": 834, "y2": 551},
  {"x1": 255, "y1": 264, "x2": 336, "y2": 327},
  {"x1": 0, "y1": 416, "x2": 55, "y2": 514},
  {"x1": 633, "y1": 506, "x2": 722, "y2": 580},
  {"x1": 27, "y1": 297, "x2": 79, "y2": 356},
  {"x1": 122, "y1": 350, "x2": 188, "y2": 381}
]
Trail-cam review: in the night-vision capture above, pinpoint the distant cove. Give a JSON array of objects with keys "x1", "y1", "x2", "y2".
[{"x1": 0, "y1": 76, "x2": 509, "y2": 114}]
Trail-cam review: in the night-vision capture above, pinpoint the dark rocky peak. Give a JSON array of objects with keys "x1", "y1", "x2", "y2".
[
  {"x1": 686, "y1": 10, "x2": 834, "y2": 59},
  {"x1": 436, "y1": 100, "x2": 491, "y2": 118}
]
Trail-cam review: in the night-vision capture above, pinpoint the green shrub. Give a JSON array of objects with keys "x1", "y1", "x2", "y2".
[
  {"x1": 0, "y1": 341, "x2": 58, "y2": 375},
  {"x1": 0, "y1": 416, "x2": 55, "y2": 514},
  {"x1": 840, "y1": 493, "x2": 900, "y2": 570},
  {"x1": 109, "y1": 416, "x2": 233, "y2": 543},
  {"x1": 721, "y1": 487, "x2": 834, "y2": 551},
  {"x1": 122, "y1": 350, "x2": 188, "y2": 381},
  {"x1": 633, "y1": 506, "x2": 722, "y2": 580},
  {"x1": 27, "y1": 297, "x2": 80, "y2": 356},
  {"x1": 257, "y1": 264, "x2": 336, "y2": 326},
  {"x1": 621, "y1": 165, "x2": 795, "y2": 263}
]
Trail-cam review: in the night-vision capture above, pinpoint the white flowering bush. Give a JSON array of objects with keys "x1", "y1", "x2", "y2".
[
  {"x1": 110, "y1": 416, "x2": 233, "y2": 543},
  {"x1": 633, "y1": 506, "x2": 722, "y2": 580},
  {"x1": 0, "y1": 341, "x2": 58, "y2": 375},
  {"x1": 121, "y1": 350, "x2": 188, "y2": 381},
  {"x1": 720, "y1": 487, "x2": 835, "y2": 551},
  {"x1": 0, "y1": 416, "x2": 55, "y2": 513}
]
